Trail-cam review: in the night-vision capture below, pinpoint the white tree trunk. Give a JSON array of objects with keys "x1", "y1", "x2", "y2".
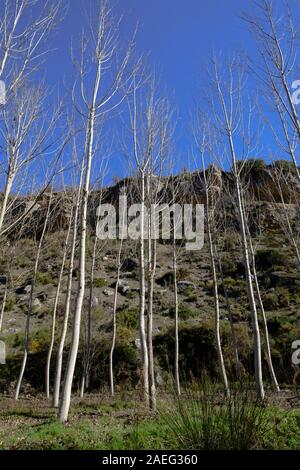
[
  {"x1": 80, "y1": 235, "x2": 97, "y2": 398},
  {"x1": 52, "y1": 194, "x2": 80, "y2": 407},
  {"x1": 172, "y1": 237, "x2": 180, "y2": 396},
  {"x1": 45, "y1": 205, "x2": 73, "y2": 399},
  {"x1": 0, "y1": 171, "x2": 14, "y2": 235},
  {"x1": 59, "y1": 63, "x2": 100, "y2": 420},
  {"x1": 248, "y1": 237, "x2": 280, "y2": 392},
  {"x1": 235, "y1": 177, "x2": 264, "y2": 399},
  {"x1": 15, "y1": 191, "x2": 52, "y2": 400},
  {"x1": 147, "y1": 237, "x2": 156, "y2": 411},
  {"x1": 109, "y1": 250, "x2": 122, "y2": 397},
  {"x1": 138, "y1": 171, "x2": 150, "y2": 406},
  {"x1": 0, "y1": 279, "x2": 8, "y2": 332}
]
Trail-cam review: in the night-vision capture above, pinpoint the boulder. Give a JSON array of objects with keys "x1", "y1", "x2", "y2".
[
  {"x1": 32, "y1": 298, "x2": 42, "y2": 310},
  {"x1": 36, "y1": 291, "x2": 47, "y2": 302},
  {"x1": 103, "y1": 288, "x2": 114, "y2": 297},
  {"x1": 121, "y1": 257, "x2": 139, "y2": 272},
  {"x1": 110, "y1": 279, "x2": 130, "y2": 295},
  {"x1": 177, "y1": 280, "x2": 196, "y2": 292},
  {"x1": 15, "y1": 284, "x2": 31, "y2": 295}
]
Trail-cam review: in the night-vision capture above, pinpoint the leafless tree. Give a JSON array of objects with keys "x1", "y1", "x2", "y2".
[
  {"x1": 244, "y1": 0, "x2": 300, "y2": 183},
  {"x1": 208, "y1": 56, "x2": 265, "y2": 399},
  {"x1": 0, "y1": 0, "x2": 62, "y2": 91},
  {"x1": 59, "y1": 0, "x2": 135, "y2": 422},
  {"x1": 52, "y1": 160, "x2": 84, "y2": 408}
]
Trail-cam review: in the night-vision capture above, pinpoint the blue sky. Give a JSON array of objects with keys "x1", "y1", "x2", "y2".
[{"x1": 34, "y1": 0, "x2": 287, "y2": 184}]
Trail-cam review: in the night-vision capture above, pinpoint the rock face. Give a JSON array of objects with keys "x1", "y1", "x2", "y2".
[
  {"x1": 110, "y1": 280, "x2": 130, "y2": 296},
  {"x1": 4, "y1": 164, "x2": 300, "y2": 239}
]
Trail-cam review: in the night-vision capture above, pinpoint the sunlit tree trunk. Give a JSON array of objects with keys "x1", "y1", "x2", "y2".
[
  {"x1": 15, "y1": 191, "x2": 53, "y2": 400},
  {"x1": 45, "y1": 204, "x2": 73, "y2": 399}
]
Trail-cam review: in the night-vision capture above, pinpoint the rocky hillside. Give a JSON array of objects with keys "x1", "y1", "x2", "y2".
[{"x1": 0, "y1": 160, "x2": 300, "y2": 393}]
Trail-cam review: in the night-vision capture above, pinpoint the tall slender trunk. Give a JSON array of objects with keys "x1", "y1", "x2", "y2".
[
  {"x1": 215, "y1": 71, "x2": 264, "y2": 399},
  {"x1": 204, "y1": 196, "x2": 229, "y2": 395},
  {"x1": 15, "y1": 192, "x2": 52, "y2": 400},
  {"x1": 0, "y1": 171, "x2": 14, "y2": 235},
  {"x1": 248, "y1": 237, "x2": 280, "y2": 392},
  {"x1": 52, "y1": 191, "x2": 81, "y2": 407},
  {"x1": 80, "y1": 235, "x2": 97, "y2": 397},
  {"x1": 216, "y1": 252, "x2": 241, "y2": 379},
  {"x1": 227, "y1": 132, "x2": 264, "y2": 400},
  {"x1": 147, "y1": 237, "x2": 156, "y2": 411},
  {"x1": 109, "y1": 192, "x2": 126, "y2": 397},
  {"x1": 45, "y1": 205, "x2": 73, "y2": 399},
  {"x1": 172, "y1": 235, "x2": 180, "y2": 395},
  {"x1": 59, "y1": 58, "x2": 101, "y2": 422},
  {"x1": 138, "y1": 171, "x2": 149, "y2": 406},
  {"x1": 0, "y1": 278, "x2": 8, "y2": 332},
  {"x1": 109, "y1": 246, "x2": 122, "y2": 397}
]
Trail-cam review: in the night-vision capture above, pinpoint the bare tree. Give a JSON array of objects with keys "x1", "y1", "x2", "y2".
[
  {"x1": 0, "y1": 277, "x2": 7, "y2": 332},
  {"x1": 244, "y1": 0, "x2": 300, "y2": 183},
  {"x1": 196, "y1": 127, "x2": 230, "y2": 396},
  {"x1": 240, "y1": 186, "x2": 280, "y2": 392},
  {"x1": 59, "y1": 0, "x2": 135, "y2": 422},
  {"x1": 209, "y1": 57, "x2": 265, "y2": 399},
  {"x1": 45, "y1": 198, "x2": 73, "y2": 399},
  {"x1": 0, "y1": 0, "x2": 62, "y2": 90},
  {"x1": 52, "y1": 160, "x2": 84, "y2": 408},
  {"x1": 109, "y1": 188, "x2": 127, "y2": 397},
  {"x1": 0, "y1": 82, "x2": 64, "y2": 236}
]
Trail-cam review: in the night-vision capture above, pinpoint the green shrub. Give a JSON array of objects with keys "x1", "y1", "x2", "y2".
[
  {"x1": 93, "y1": 277, "x2": 107, "y2": 288},
  {"x1": 221, "y1": 256, "x2": 238, "y2": 276},
  {"x1": 35, "y1": 272, "x2": 52, "y2": 285},
  {"x1": 236, "y1": 158, "x2": 266, "y2": 179},
  {"x1": 223, "y1": 233, "x2": 240, "y2": 251},
  {"x1": 262, "y1": 292, "x2": 278, "y2": 311},
  {"x1": 164, "y1": 304, "x2": 198, "y2": 320},
  {"x1": 255, "y1": 249, "x2": 285, "y2": 271},
  {"x1": 184, "y1": 293, "x2": 198, "y2": 303},
  {"x1": 118, "y1": 307, "x2": 139, "y2": 330},
  {"x1": 4, "y1": 295, "x2": 16, "y2": 312},
  {"x1": 15, "y1": 255, "x2": 31, "y2": 269},
  {"x1": 164, "y1": 381, "x2": 270, "y2": 450}
]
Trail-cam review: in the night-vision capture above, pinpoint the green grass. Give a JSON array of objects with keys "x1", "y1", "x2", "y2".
[
  {"x1": 159, "y1": 380, "x2": 300, "y2": 450},
  {"x1": 0, "y1": 395, "x2": 299, "y2": 450}
]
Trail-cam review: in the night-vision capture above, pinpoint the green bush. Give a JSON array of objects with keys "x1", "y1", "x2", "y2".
[
  {"x1": 255, "y1": 249, "x2": 285, "y2": 271},
  {"x1": 93, "y1": 277, "x2": 107, "y2": 288},
  {"x1": 4, "y1": 295, "x2": 16, "y2": 312},
  {"x1": 164, "y1": 304, "x2": 198, "y2": 320},
  {"x1": 164, "y1": 381, "x2": 270, "y2": 450},
  {"x1": 118, "y1": 307, "x2": 139, "y2": 330},
  {"x1": 35, "y1": 272, "x2": 52, "y2": 285},
  {"x1": 236, "y1": 158, "x2": 266, "y2": 179},
  {"x1": 154, "y1": 322, "x2": 218, "y2": 378},
  {"x1": 221, "y1": 256, "x2": 238, "y2": 276}
]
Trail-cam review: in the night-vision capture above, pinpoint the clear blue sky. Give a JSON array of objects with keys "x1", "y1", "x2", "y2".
[{"x1": 41, "y1": 0, "x2": 277, "y2": 183}]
